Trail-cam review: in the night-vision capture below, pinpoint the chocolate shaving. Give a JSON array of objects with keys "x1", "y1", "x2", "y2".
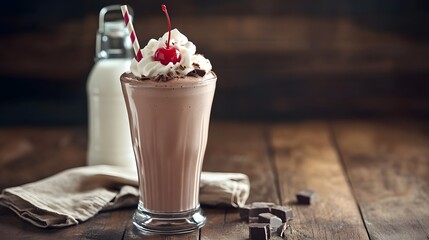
[
  {"x1": 152, "y1": 70, "x2": 189, "y2": 82},
  {"x1": 154, "y1": 75, "x2": 164, "y2": 81},
  {"x1": 195, "y1": 69, "x2": 207, "y2": 77},
  {"x1": 187, "y1": 69, "x2": 206, "y2": 78},
  {"x1": 186, "y1": 72, "x2": 199, "y2": 78},
  {"x1": 192, "y1": 63, "x2": 200, "y2": 68},
  {"x1": 155, "y1": 74, "x2": 171, "y2": 82},
  {"x1": 135, "y1": 64, "x2": 209, "y2": 82},
  {"x1": 138, "y1": 76, "x2": 151, "y2": 81}
]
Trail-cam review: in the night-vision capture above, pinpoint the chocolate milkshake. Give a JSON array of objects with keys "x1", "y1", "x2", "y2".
[
  {"x1": 120, "y1": 6, "x2": 216, "y2": 234},
  {"x1": 121, "y1": 72, "x2": 216, "y2": 213}
]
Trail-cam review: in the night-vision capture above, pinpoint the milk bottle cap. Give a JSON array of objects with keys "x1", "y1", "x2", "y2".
[{"x1": 95, "y1": 5, "x2": 134, "y2": 61}]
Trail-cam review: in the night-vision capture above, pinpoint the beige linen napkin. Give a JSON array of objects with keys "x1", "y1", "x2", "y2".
[{"x1": 0, "y1": 165, "x2": 250, "y2": 228}]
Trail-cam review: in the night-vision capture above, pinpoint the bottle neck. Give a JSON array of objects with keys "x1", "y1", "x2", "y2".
[{"x1": 95, "y1": 21, "x2": 134, "y2": 61}]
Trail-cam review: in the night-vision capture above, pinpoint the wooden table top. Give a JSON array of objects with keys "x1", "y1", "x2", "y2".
[{"x1": 0, "y1": 120, "x2": 428, "y2": 239}]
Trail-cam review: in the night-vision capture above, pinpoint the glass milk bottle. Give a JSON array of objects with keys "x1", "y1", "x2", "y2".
[{"x1": 87, "y1": 5, "x2": 136, "y2": 170}]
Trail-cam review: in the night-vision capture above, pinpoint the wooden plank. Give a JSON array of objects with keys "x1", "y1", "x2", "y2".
[
  {"x1": 269, "y1": 122, "x2": 369, "y2": 239},
  {"x1": 332, "y1": 121, "x2": 429, "y2": 240},
  {"x1": 204, "y1": 122, "x2": 279, "y2": 204},
  {"x1": 200, "y1": 122, "x2": 280, "y2": 239},
  {"x1": 0, "y1": 206, "x2": 133, "y2": 240}
]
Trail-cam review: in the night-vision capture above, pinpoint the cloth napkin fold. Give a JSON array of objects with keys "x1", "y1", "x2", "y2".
[{"x1": 0, "y1": 165, "x2": 250, "y2": 228}]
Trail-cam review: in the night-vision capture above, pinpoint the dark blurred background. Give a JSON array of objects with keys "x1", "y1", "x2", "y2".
[{"x1": 1, "y1": 0, "x2": 429, "y2": 125}]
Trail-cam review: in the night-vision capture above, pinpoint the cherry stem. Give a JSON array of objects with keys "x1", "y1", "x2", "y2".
[{"x1": 161, "y1": 5, "x2": 171, "y2": 49}]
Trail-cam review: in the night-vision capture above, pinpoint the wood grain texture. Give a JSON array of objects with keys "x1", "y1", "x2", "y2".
[
  {"x1": 269, "y1": 122, "x2": 369, "y2": 239},
  {"x1": 332, "y1": 121, "x2": 429, "y2": 240},
  {"x1": 2, "y1": 121, "x2": 427, "y2": 239},
  {"x1": 201, "y1": 122, "x2": 280, "y2": 239}
]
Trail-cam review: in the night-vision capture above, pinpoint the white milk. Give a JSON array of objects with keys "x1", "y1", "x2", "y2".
[{"x1": 87, "y1": 59, "x2": 135, "y2": 169}]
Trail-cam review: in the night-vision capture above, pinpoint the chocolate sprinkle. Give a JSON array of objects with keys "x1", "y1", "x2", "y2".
[{"x1": 146, "y1": 67, "x2": 208, "y2": 82}]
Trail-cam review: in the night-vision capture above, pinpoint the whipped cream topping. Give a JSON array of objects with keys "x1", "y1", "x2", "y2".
[{"x1": 130, "y1": 29, "x2": 212, "y2": 78}]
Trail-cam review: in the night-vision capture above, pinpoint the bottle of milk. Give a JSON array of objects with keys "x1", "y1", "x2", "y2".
[{"x1": 87, "y1": 5, "x2": 135, "y2": 170}]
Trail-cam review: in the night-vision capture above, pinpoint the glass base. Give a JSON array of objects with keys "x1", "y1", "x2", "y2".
[{"x1": 132, "y1": 202, "x2": 206, "y2": 235}]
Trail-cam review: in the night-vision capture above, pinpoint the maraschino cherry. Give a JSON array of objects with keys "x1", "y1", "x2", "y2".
[{"x1": 153, "y1": 5, "x2": 181, "y2": 65}]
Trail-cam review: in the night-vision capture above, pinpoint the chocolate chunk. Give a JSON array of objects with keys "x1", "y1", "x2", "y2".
[
  {"x1": 271, "y1": 206, "x2": 293, "y2": 222},
  {"x1": 258, "y1": 212, "x2": 275, "y2": 223},
  {"x1": 186, "y1": 72, "x2": 198, "y2": 78},
  {"x1": 249, "y1": 205, "x2": 271, "y2": 218},
  {"x1": 249, "y1": 223, "x2": 270, "y2": 240},
  {"x1": 239, "y1": 202, "x2": 279, "y2": 222},
  {"x1": 296, "y1": 189, "x2": 317, "y2": 205},
  {"x1": 277, "y1": 219, "x2": 293, "y2": 238},
  {"x1": 239, "y1": 203, "x2": 271, "y2": 222},
  {"x1": 277, "y1": 223, "x2": 286, "y2": 237},
  {"x1": 249, "y1": 216, "x2": 259, "y2": 223},
  {"x1": 249, "y1": 201, "x2": 276, "y2": 218},
  {"x1": 187, "y1": 69, "x2": 206, "y2": 77},
  {"x1": 276, "y1": 223, "x2": 287, "y2": 238},
  {"x1": 238, "y1": 205, "x2": 251, "y2": 221},
  {"x1": 258, "y1": 213, "x2": 283, "y2": 229}
]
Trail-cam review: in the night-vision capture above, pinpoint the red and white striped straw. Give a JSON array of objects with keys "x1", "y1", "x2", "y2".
[{"x1": 121, "y1": 5, "x2": 143, "y2": 62}]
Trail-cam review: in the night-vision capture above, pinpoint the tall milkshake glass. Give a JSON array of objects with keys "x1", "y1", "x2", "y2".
[{"x1": 121, "y1": 72, "x2": 216, "y2": 234}]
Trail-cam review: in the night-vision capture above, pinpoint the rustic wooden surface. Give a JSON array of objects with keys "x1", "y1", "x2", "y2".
[
  {"x1": 270, "y1": 122, "x2": 368, "y2": 239},
  {"x1": 332, "y1": 121, "x2": 429, "y2": 240},
  {"x1": 0, "y1": 120, "x2": 428, "y2": 239}
]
